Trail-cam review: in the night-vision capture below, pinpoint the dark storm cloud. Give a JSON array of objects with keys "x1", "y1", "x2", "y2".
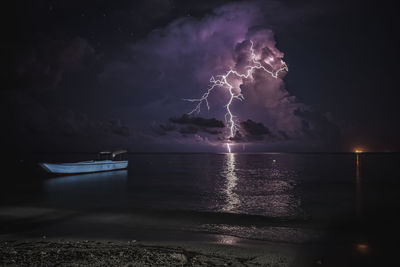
[
  {"x1": 1, "y1": 89, "x2": 131, "y2": 152},
  {"x1": 17, "y1": 102, "x2": 132, "y2": 139},
  {"x1": 278, "y1": 130, "x2": 290, "y2": 140},
  {"x1": 152, "y1": 115, "x2": 224, "y2": 137},
  {"x1": 229, "y1": 119, "x2": 272, "y2": 142},
  {"x1": 151, "y1": 123, "x2": 177, "y2": 136},
  {"x1": 178, "y1": 125, "x2": 199, "y2": 135},
  {"x1": 239, "y1": 119, "x2": 271, "y2": 141},
  {"x1": 169, "y1": 115, "x2": 224, "y2": 128},
  {"x1": 241, "y1": 119, "x2": 270, "y2": 136}
]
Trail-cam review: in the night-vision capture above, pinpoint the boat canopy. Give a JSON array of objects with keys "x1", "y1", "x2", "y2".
[
  {"x1": 112, "y1": 150, "x2": 127, "y2": 158},
  {"x1": 99, "y1": 150, "x2": 127, "y2": 159}
]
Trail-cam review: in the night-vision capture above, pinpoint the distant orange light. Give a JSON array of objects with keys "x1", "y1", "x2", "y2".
[
  {"x1": 354, "y1": 149, "x2": 363, "y2": 153},
  {"x1": 356, "y1": 243, "x2": 369, "y2": 254}
]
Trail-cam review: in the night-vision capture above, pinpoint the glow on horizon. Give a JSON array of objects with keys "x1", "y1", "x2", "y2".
[{"x1": 184, "y1": 40, "x2": 288, "y2": 145}]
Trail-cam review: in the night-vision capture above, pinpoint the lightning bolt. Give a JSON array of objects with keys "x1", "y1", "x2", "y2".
[
  {"x1": 226, "y1": 143, "x2": 231, "y2": 153},
  {"x1": 184, "y1": 40, "x2": 288, "y2": 151}
]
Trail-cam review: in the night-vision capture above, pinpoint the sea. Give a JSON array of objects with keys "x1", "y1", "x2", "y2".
[{"x1": 1, "y1": 152, "x2": 400, "y2": 264}]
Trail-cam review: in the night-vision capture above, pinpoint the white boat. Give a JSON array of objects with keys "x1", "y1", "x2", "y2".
[{"x1": 40, "y1": 150, "x2": 128, "y2": 174}]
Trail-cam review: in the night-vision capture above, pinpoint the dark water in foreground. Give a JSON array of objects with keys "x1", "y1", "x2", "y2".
[{"x1": 1, "y1": 153, "x2": 400, "y2": 263}]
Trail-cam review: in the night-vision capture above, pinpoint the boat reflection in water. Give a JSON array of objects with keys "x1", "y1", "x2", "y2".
[
  {"x1": 43, "y1": 170, "x2": 128, "y2": 209},
  {"x1": 221, "y1": 153, "x2": 240, "y2": 212}
]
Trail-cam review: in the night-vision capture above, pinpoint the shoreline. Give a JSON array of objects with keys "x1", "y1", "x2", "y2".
[
  {"x1": 0, "y1": 203, "x2": 386, "y2": 266},
  {"x1": 0, "y1": 205, "x2": 322, "y2": 266},
  {"x1": 0, "y1": 206, "x2": 387, "y2": 266},
  {"x1": 0, "y1": 238, "x2": 313, "y2": 266}
]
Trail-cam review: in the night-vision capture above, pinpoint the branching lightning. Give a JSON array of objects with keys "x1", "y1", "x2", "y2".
[{"x1": 184, "y1": 40, "x2": 288, "y2": 151}]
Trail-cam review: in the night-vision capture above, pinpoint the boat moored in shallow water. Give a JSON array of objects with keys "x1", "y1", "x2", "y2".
[{"x1": 40, "y1": 150, "x2": 128, "y2": 174}]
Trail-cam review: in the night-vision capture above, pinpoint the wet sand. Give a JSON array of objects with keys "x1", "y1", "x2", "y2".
[
  {"x1": 0, "y1": 205, "x2": 383, "y2": 266},
  {"x1": 0, "y1": 239, "x2": 299, "y2": 266},
  {"x1": 0, "y1": 205, "x2": 324, "y2": 266}
]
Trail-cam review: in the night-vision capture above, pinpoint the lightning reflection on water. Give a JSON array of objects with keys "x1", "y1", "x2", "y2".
[{"x1": 221, "y1": 153, "x2": 240, "y2": 212}]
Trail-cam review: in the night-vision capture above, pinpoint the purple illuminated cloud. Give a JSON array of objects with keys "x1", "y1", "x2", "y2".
[{"x1": 100, "y1": 1, "x2": 339, "y2": 151}]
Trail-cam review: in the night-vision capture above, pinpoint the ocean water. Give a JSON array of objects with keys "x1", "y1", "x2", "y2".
[{"x1": 2, "y1": 153, "x2": 400, "y2": 247}]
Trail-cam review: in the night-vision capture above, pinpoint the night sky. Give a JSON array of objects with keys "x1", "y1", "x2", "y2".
[{"x1": 2, "y1": 0, "x2": 399, "y2": 154}]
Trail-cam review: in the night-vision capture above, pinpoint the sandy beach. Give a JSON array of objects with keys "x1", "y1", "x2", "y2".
[
  {"x1": 0, "y1": 204, "x2": 380, "y2": 267},
  {"x1": 1, "y1": 239, "x2": 302, "y2": 266},
  {"x1": 0, "y1": 205, "x2": 313, "y2": 266}
]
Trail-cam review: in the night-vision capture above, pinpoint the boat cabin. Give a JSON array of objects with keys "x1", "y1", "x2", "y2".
[{"x1": 99, "y1": 150, "x2": 127, "y2": 161}]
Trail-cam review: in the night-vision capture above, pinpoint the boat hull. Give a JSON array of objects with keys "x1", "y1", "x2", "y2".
[{"x1": 40, "y1": 160, "x2": 128, "y2": 174}]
